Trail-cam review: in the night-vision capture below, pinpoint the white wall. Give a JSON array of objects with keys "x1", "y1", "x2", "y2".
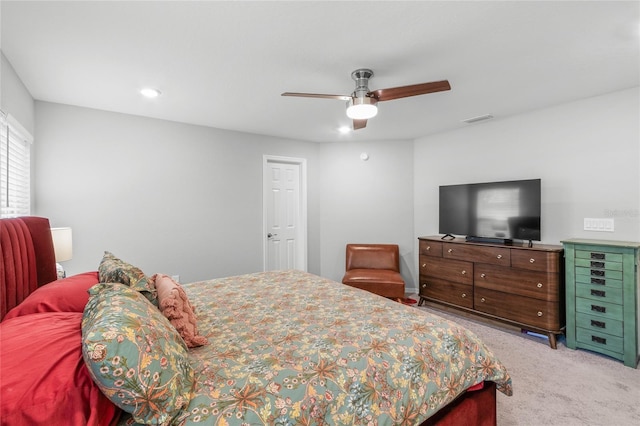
[
  {"x1": 1, "y1": 52, "x2": 34, "y2": 135},
  {"x1": 413, "y1": 87, "x2": 639, "y2": 285},
  {"x1": 35, "y1": 102, "x2": 321, "y2": 282},
  {"x1": 319, "y1": 139, "x2": 415, "y2": 288}
]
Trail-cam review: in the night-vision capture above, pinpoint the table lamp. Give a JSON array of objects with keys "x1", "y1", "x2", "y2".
[{"x1": 51, "y1": 227, "x2": 73, "y2": 279}]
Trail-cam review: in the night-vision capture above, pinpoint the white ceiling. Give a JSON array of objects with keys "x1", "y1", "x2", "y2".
[{"x1": 1, "y1": 1, "x2": 639, "y2": 143}]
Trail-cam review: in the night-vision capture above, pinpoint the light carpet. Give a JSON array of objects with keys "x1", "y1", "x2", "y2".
[{"x1": 411, "y1": 300, "x2": 640, "y2": 426}]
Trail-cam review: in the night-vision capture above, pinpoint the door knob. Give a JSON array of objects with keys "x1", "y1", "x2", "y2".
[{"x1": 267, "y1": 233, "x2": 277, "y2": 238}]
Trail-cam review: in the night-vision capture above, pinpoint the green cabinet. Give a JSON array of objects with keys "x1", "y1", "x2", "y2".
[{"x1": 563, "y1": 239, "x2": 640, "y2": 368}]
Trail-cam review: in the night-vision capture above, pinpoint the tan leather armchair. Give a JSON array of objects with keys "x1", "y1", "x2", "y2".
[{"x1": 342, "y1": 244, "x2": 405, "y2": 299}]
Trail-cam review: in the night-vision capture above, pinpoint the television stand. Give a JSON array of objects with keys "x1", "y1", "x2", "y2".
[
  {"x1": 441, "y1": 233, "x2": 456, "y2": 240},
  {"x1": 418, "y1": 236, "x2": 565, "y2": 349}
]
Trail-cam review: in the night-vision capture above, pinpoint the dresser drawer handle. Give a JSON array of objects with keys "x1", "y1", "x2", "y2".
[
  {"x1": 591, "y1": 305, "x2": 606, "y2": 313},
  {"x1": 448, "y1": 248, "x2": 453, "y2": 253},
  {"x1": 422, "y1": 263, "x2": 426, "y2": 268},
  {"x1": 590, "y1": 261, "x2": 605, "y2": 268},
  {"x1": 591, "y1": 289, "x2": 606, "y2": 297},
  {"x1": 496, "y1": 254, "x2": 502, "y2": 259},
  {"x1": 529, "y1": 258, "x2": 535, "y2": 263},
  {"x1": 536, "y1": 283, "x2": 543, "y2": 288},
  {"x1": 537, "y1": 311, "x2": 543, "y2": 317},
  {"x1": 422, "y1": 284, "x2": 427, "y2": 288},
  {"x1": 591, "y1": 278, "x2": 606, "y2": 285},
  {"x1": 461, "y1": 270, "x2": 466, "y2": 275},
  {"x1": 591, "y1": 320, "x2": 606, "y2": 329},
  {"x1": 480, "y1": 297, "x2": 486, "y2": 303},
  {"x1": 426, "y1": 246, "x2": 431, "y2": 251},
  {"x1": 591, "y1": 335, "x2": 607, "y2": 345},
  {"x1": 480, "y1": 273, "x2": 486, "y2": 278},
  {"x1": 590, "y1": 253, "x2": 605, "y2": 260},
  {"x1": 591, "y1": 270, "x2": 605, "y2": 277},
  {"x1": 461, "y1": 293, "x2": 467, "y2": 298}
]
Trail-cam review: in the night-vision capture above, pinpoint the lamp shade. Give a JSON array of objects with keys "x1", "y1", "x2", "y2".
[{"x1": 51, "y1": 227, "x2": 73, "y2": 262}]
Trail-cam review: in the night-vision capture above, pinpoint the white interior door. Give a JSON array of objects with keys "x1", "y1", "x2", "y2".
[{"x1": 263, "y1": 156, "x2": 307, "y2": 271}]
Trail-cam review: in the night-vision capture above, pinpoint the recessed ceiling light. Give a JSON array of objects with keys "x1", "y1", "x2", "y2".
[
  {"x1": 140, "y1": 87, "x2": 161, "y2": 98},
  {"x1": 338, "y1": 126, "x2": 352, "y2": 134}
]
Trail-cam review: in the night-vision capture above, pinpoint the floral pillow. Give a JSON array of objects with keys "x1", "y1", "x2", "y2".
[
  {"x1": 98, "y1": 251, "x2": 157, "y2": 306},
  {"x1": 81, "y1": 283, "x2": 193, "y2": 424}
]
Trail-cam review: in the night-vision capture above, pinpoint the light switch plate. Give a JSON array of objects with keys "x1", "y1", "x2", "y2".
[{"x1": 584, "y1": 218, "x2": 614, "y2": 232}]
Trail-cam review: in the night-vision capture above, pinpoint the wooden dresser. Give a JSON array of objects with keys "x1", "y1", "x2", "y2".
[
  {"x1": 562, "y1": 239, "x2": 640, "y2": 368},
  {"x1": 418, "y1": 236, "x2": 565, "y2": 348}
]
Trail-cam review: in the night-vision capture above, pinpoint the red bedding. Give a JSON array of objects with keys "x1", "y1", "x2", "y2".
[{"x1": 0, "y1": 312, "x2": 119, "y2": 426}]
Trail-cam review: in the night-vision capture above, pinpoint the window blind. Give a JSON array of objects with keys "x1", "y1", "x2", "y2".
[{"x1": 0, "y1": 112, "x2": 32, "y2": 218}]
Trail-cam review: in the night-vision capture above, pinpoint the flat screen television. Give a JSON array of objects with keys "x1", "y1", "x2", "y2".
[{"x1": 439, "y1": 178, "x2": 541, "y2": 244}]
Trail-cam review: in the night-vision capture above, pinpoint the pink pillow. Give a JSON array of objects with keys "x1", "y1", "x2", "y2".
[
  {"x1": 0, "y1": 312, "x2": 120, "y2": 425},
  {"x1": 153, "y1": 274, "x2": 208, "y2": 348},
  {"x1": 4, "y1": 272, "x2": 99, "y2": 319}
]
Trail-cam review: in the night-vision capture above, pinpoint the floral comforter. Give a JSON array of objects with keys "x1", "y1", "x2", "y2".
[{"x1": 123, "y1": 270, "x2": 512, "y2": 425}]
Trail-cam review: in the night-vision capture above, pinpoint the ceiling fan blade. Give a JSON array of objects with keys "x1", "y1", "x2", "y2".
[
  {"x1": 281, "y1": 92, "x2": 351, "y2": 101},
  {"x1": 353, "y1": 119, "x2": 367, "y2": 130},
  {"x1": 371, "y1": 80, "x2": 451, "y2": 102}
]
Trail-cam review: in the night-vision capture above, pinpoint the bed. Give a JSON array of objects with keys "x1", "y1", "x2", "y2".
[{"x1": 0, "y1": 216, "x2": 512, "y2": 425}]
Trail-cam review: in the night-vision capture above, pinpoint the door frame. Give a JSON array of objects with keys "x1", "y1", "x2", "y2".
[{"x1": 262, "y1": 155, "x2": 308, "y2": 272}]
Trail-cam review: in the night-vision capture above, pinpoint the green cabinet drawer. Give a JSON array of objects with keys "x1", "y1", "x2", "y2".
[
  {"x1": 575, "y1": 274, "x2": 622, "y2": 288},
  {"x1": 576, "y1": 283, "x2": 623, "y2": 305},
  {"x1": 576, "y1": 327, "x2": 624, "y2": 355},
  {"x1": 576, "y1": 297, "x2": 623, "y2": 321},
  {"x1": 576, "y1": 250, "x2": 623, "y2": 263},
  {"x1": 575, "y1": 267, "x2": 622, "y2": 281},
  {"x1": 574, "y1": 258, "x2": 622, "y2": 271},
  {"x1": 576, "y1": 312, "x2": 623, "y2": 337}
]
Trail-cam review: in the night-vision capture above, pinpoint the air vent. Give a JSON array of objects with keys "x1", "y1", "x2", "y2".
[{"x1": 462, "y1": 114, "x2": 494, "y2": 124}]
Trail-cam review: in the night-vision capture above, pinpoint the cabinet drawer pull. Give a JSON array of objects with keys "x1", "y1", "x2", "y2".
[
  {"x1": 591, "y1": 278, "x2": 606, "y2": 285},
  {"x1": 590, "y1": 289, "x2": 606, "y2": 297},
  {"x1": 448, "y1": 248, "x2": 453, "y2": 253},
  {"x1": 591, "y1": 335, "x2": 607, "y2": 345},
  {"x1": 591, "y1": 305, "x2": 606, "y2": 313},
  {"x1": 590, "y1": 261, "x2": 605, "y2": 268},
  {"x1": 461, "y1": 270, "x2": 466, "y2": 275},
  {"x1": 529, "y1": 258, "x2": 535, "y2": 263},
  {"x1": 537, "y1": 311, "x2": 543, "y2": 317},
  {"x1": 480, "y1": 297, "x2": 486, "y2": 303},
  {"x1": 426, "y1": 246, "x2": 431, "y2": 251},
  {"x1": 480, "y1": 273, "x2": 486, "y2": 278},
  {"x1": 496, "y1": 254, "x2": 502, "y2": 259},
  {"x1": 461, "y1": 293, "x2": 467, "y2": 298},
  {"x1": 591, "y1": 270, "x2": 605, "y2": 277},
  {"x1": 591, "y1": 320, "x2": 606, "y2": 329},
  {"x1": 537, "y1": 283, "x2": 543, "y2": 288},
  {"x1": 422, "y1": 284, "x2": 426, "y2": 288},
  {"x1": 590, "y1": 253, "x2": 605, "y2": 260},
  {"x1": 422, "y1": 263, "x2": 426, "y2": 268}
]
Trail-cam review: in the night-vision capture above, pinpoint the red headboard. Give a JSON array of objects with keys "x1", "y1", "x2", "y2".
[{"x1": 0, "y1": 216, "x2": 57, "y2": 320}]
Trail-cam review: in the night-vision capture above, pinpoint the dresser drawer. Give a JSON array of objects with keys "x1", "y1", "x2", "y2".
[
  {"x1": 420, "y1": 256, "x2": 473, "y2": 285},
  {"x1": 420, "y1": 240, "x2": 443, "y2": 257},
  {"x1": 576, "y1": 312, "x2": 623, "y2": 337},
  {"x1": 420, "y1": 278, "x2": 473, "y2": 309},
  {"x1": 442, "y1": 243, "x2": 510, "y2": 266},
  {"x1": 575, "y1": 267, "x2": 623, "y2": 281},
  {"x1": 575, "y1": 258, "x2": 622, "y2": 271},
  {"x1": 511, "y1": 249, "x2": 562, "y2": 272},
  {"x1": 576, "y1": 297, "x2": 623, "y2": 321},
  {"x1": 576, "y1": 250, "x2": 623, "y2": 263},
  {"x1": 475, "y1": 288, "x2": 561, "y2": 330},
  {"x1": 576, "y1": 283, "x2": 623, "y2": 305},
  {"x1": 576, "y1": 327, "x2": 624, "y2": 355},
  {"x1": 475, "y1": 263, "x2": 560, "y2": 301},
  {"x1": 575, "y1": 274, "x2": 622, "y2": 289}
]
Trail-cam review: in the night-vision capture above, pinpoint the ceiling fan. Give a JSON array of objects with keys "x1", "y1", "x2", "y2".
[{"x1": 281, "y1": 68, "x2": 451, "y2": 130}]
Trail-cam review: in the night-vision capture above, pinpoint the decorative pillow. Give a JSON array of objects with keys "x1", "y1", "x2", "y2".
[
  {"x1": 153, "y1": 274, "x2": 208, "y2": 348},
  {"x1": 4, "y1": 272, "x2": 100, "y2": 319},
  {"x1": 82, "y1": 283, "x2": 193, "y2": 425},
  {"x1": 0, "y1": 312, "x2": 120, "y2": 425},
  {"x1": 98, "y1": 251, "x2": 157, "y2": 305}
]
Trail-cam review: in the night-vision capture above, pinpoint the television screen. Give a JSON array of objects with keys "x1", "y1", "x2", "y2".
[{"x1": 439, "y1": 179, "x2": 541, "y2": 242}]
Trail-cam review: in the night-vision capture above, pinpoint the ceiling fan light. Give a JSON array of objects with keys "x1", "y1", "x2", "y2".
[{"x1": 346, "y1": 97, "x2": 378, "y2": 119}]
